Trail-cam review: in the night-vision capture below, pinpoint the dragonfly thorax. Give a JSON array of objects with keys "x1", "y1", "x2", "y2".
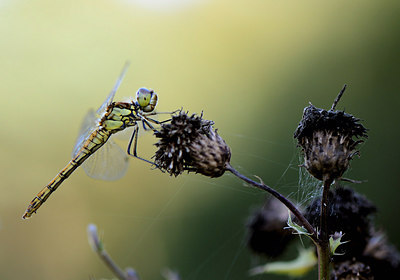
[
  {"x1": 136, "y1": 87, "x2": 158, "y2": 112},
  {"x1": 101, "y1": 87, "x2": 158, "y2": 132},
  {"x1": 101, "y1": 102, "x2": 139, "y2": 132}
]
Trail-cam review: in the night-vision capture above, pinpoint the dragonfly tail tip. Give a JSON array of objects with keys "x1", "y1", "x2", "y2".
[{"x1": 22, "y1": 212, "x2": 31, "y2": 220}]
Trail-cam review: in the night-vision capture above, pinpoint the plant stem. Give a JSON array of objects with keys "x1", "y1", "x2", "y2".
[
  {"x1": 97, "y1": 248, "x2": 128, "y2": 280},
  {"x1": 317, "y1": 179, "x2": 333, "y2": 280},
  {"x1": 320, "y1": 179, "x2": 332, "y2": 244},
  {"x1": 225, "y1": 163, "x2": 317, "y2": 242},
  {"x1": 87, "y1": 224, "x2": 131, "y2": 280},
  {"x1": 317, "y1": 241, "x2": 330, "y2": 280}
]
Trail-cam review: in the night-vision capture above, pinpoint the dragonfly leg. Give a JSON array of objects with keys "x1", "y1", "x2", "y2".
[
  {"x1": 141, "y1": 118, "x2": 157, "y2": 132},
  {"x1": 137, "y1": 111, "x2": 172, "y2": 127},
  {"x1": 127, "y1": 125, "x2": 137, "y2": 155},
  {"x1": 143, "y1": 109, "x2": 179, "y2": 116},
  {"x1": 127, "y1": 125, "x2": 160, "y2": 168},
  {"x1": 138, "y1": 114, "x2": 169, "y2": 132},
  {"x1": 144, "y1": 116, "x2": 171, "y2": 125},
  {"x1": 139, "y1": 110, "x2": 176, "y2": 125},
  {"x1": 142, "y1": 119, "x2": 149, "y2": 131}
]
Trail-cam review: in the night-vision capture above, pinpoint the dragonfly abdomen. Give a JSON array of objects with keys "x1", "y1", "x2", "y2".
[{"x1": 22, "y1": 128, "x2": 112, "y2": 219}]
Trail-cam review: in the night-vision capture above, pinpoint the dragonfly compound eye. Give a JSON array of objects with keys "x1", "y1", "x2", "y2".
[
  {"x1": 137, "y1": 87, "x2": 157, "y2": 112},
  {"x1": 137, "y1": 87, "x2": 152, "y2": 106}
]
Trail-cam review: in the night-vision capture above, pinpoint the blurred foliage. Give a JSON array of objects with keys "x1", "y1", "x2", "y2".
[{"x1": 0, "y1": 0, "x2": 399, "y2": 279}]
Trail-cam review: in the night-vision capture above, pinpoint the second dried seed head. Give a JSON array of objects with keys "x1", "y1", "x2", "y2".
[{"x1": 294, "y1": 86, "x2": 368, "y2": 182}]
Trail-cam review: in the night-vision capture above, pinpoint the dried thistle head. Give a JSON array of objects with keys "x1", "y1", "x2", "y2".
[
  {"x1": 154, "y1": 111, "x2": 231, "y2": 177},
  {"x1": 294, "y1": 86, "x2": 367, "y2": 182},
  {"x1": 362, "y1": 230, "x2": 400, "y2": 278},
  {"x1": 304, "y1": 187, "x2": 376, "y2": 260},
  {"x1": 247, "y1": 197, "x2": 295, "y2": 258}
]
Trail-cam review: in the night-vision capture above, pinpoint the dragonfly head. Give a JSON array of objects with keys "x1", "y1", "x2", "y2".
[{"x1": 136, "y1": 87, "x2": 158, "y2": 112}]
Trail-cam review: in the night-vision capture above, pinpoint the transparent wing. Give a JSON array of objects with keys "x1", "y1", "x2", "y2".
[
  {"x1": 113, "y1": 126, "x2": 135, "y2": 141},
  {"x1": 72, "y1": 62, "x2": 130, "y2": 158},
  {"x1": 96, "y1": 61, "x2": 130, "y2": 115},
  {"x1": 72, "y1": 109, "x2": 98, "y2": 158},
  {"x1": 81, "y1": 135, "x2": 129, "y2": 181}
]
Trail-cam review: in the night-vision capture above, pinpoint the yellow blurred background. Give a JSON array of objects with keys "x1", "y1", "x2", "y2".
[{"x1": 0, "y1": 0, "x2": 399, "y2": 279}]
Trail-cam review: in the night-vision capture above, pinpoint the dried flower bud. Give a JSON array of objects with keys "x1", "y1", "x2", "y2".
[
  {"x1": 304, "y1": 187, "x2": 376, "y2": 260},
  {"x1": 188, "y1": 128, "x2": 231, "y2": 177},
  {"x1": 362, "y1": 230, "x2": 400, "y2": 278},
  {"x1": 247, "y1": 197, "x2": 295, "y2": 258},
  {"x1": 294, "y1": 90, "x2": 367, "y2": 182},
  {"x1": 331, "y1": 259, "x2": 373, "y2": 280},
  {"x1": 154, "y1": 111, "x2": 231, "y2": 177}
]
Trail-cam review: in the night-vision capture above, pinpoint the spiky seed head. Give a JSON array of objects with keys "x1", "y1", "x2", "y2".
[
  {"x1": 154, "y1": 111, "x2": 231, "y2": 177},
  {"x1": 294, "y1": 103, "x2": 367, "y2": 182}
]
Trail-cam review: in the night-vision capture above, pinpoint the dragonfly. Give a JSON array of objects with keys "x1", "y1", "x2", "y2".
[{"x1": 22, "y1": 63, "x2": 168, "y2": 219}]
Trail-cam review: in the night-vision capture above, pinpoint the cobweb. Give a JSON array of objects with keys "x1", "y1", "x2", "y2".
[
  {"x1": 92, "y1": 131, "x2": 322, "y2": 280},
  {"x1": 294, "y1": 153, "x2": 323, "y2": 209}
]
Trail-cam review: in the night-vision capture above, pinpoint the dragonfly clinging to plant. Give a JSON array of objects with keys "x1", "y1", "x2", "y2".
[{"x1": 23, "y1": 63, "x2": 170, "y2": 219}]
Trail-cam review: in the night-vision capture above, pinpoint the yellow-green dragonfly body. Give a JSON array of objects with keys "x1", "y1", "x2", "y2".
[{"x1": 23, "y1": 65, "x2": 160, "y2": 219}]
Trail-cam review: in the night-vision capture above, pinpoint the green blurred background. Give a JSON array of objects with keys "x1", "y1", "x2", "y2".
[{"x1": 1, "y1": 0, "x2": 399, "y2": 279}]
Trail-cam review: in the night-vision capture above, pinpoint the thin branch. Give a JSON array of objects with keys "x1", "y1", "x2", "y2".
[
  {"x1": 87, "y1": 224, "x2": 136, "y2": 280},
  {"x1": 225, "y1": 163, "x2": 318, "y2": 242},
  {"x1": 126, "y1": 268, "x2": 140, "y2": 280},
  {"x1": 162, "y1": 268, "x2": 181, "y2": 280}
]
